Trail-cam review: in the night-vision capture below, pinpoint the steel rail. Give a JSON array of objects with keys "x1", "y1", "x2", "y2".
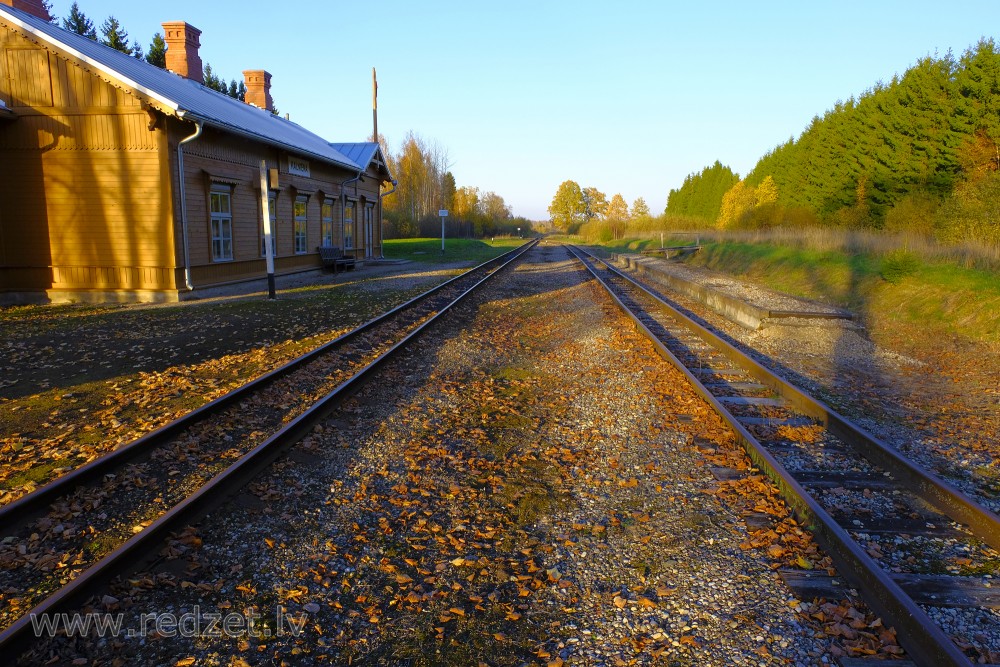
[
  {"x1": 0, "y1": 239, "x2": 539, "y2": 659},
  {"x1": 568, "y1": 244, "x2": 976, "y2": 667},
  {"x1": 0, "y1": 241, "x2": 534, "y2": 532},
  {"x1": 579, "y1": 247, "x2": 1000, "y2": 551}
]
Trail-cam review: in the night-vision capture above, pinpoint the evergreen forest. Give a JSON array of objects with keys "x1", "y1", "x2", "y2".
[{"x1": 666, "y1": 39, "x2": 1000, "y2": 247}]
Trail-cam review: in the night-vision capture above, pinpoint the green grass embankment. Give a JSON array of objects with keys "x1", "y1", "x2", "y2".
[
  {"x1": 683, "y1": 241, "x2": 1000, "y2": 349},
  {"x1": 383, "y1": 237, "x2": 525, "y2": 264},
  {"x1": 595, "y1": 237, "x2": 707, "y2": 253}
]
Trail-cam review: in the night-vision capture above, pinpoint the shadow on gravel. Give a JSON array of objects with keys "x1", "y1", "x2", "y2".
[
  {"x1": 0, "y1": 267, "x2": 449, "y2": 402},
  {"x1": 23, "y1": 245, "x2": 581, "y2": 666}
]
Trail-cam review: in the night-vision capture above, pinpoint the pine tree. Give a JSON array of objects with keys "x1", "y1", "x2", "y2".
[
  {"x1": 99, "y1": 16, "x2": 132, "y2": 54},
  {"x1": 146, "y1": 32, "x2": 166, "y2": 68},
  {"x1": 202, "y1": 64, "x2": 227, "y2": 93},
  {"x1": 225, "y1": 80, "x2": 247, "y2": 102},
  {"x1": 957, "y1": 39, "x2": 1000, "y2": 152},
  {"x1": 200, "y1": 67, "x2": 251, "y2": 102},
  {"x1": 666, "y1": 161, "x2": 738, "y2": 222},
  {"x1": 62, "y1": 2, "x2": 96, "y2": 40}
]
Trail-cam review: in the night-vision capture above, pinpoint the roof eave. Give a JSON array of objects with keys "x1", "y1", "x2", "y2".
[
  {"x1": 374, "y1": 146, "x2": 395, "y2": 182},
  {"x1": 371, "y1": 162, "x2": 394, "y2": 183},
  {"x1": 0, "y1": 10, "x2": 181, "y2": 114},
  {"x1": 2, "y1": 6, "x2": 361, "y2": 174},
  {"x1": 332, "y1": 143, "x2": 395, "y2": 182},
  {"x1": 179, "y1": 111, "x2": 362, "y2": 173}
]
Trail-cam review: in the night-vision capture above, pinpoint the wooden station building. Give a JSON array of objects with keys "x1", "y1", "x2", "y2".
[{"x1": 0, "y1": 0, "x2": 394, "y2": 303}]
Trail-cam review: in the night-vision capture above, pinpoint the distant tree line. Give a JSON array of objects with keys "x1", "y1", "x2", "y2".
[
  {"x1": 547, "y1": 180, "x2": 650, "y2": 240},
  {"x1": 663, "y1": 39, "x2": 1000, "y2": 247},
  {"x1": 381, "y1": 133, "x2": 530, "y2": 239},
  {"x1": 54, "y1": 2, "x2": 255, "y2": 107}
]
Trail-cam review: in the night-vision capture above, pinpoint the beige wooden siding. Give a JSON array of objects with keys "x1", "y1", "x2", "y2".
[
  {"x1": 50, "y1": 265, "x2": 174, "y2": 290},
  {"x1": 51, "y1": 55, "x2": 143, "y2": 109},
  {"x1": 6, "y1": 48, "x2": 51, "y2": 106},
  {"x1": 190, "y1": 254, "x2": 319, "y2": 286},
  {"x1": 0, "y1": 112, "x2": 158, "y2": 151},
  {"x1": 0, "y1": 31, "x2": 174, "y2": 293},
  {"x1": 0, "y1": 147, "x2": 173, "y2": 288}
]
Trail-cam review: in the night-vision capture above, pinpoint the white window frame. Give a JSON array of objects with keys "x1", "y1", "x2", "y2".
[
  {"x1": 210, "y1": 185, "x2": 233, "y2": 262},
  {"x1": 261, "y1": 193, "x2": 277, "y2": 257},
  {"x1": 293, "y1": 195, "x2": 308, "y2": 254},
  {"x1": 321, "y1": 199, "x2": 335, "y2": 248},
  {"x1": 364, "y1": 204, "x2": 375, "y2": 257},
  {"x1": 343, "y1": 200, "x2": 355, "y2": 250}
]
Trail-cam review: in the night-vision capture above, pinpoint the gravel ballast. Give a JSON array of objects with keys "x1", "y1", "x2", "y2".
[
  {"x1": 611, "y1": 252, "x2": 999, "y2": 515},
  {"x1": 20, "y1": 244, "x2": 855, "y2": 666}
]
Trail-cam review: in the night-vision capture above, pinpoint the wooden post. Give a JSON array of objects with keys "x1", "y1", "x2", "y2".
[
  {"x1": 372, "y1": 67, "x2": 378, "y2": 143},
  {"x1": 259, "y1": 160, "x2": 276, "y2": 299}
]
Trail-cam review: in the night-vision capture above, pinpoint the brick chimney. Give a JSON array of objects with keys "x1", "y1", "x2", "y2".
[
  {"x1": 0, "y1": 0, "x2": 51, "y2": 20},
  {"x1": 243, "y1": 70, "x2": 273, "y2": 112},
  {"x1": 162, "y1": 22, "x2": 203, "y2": 84}
]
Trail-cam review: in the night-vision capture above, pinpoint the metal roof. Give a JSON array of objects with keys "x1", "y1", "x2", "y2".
[
  {"x1": 329, "y1": 143, "x2": 378, "y2": 167},
  {"x1": 328, "y1": 142, "x2": 394, "y2": 181},
  {"x1": 0, "y1": 5, "x2": 361, "y2": 172}
]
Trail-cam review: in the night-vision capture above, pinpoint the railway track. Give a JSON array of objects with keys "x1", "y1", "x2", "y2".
[
  {"x1": 567, "y1": 244, "x2": 1000, "y2": 667},
  {"x1": 0, "y1": 239, "x2": 537, "y2": 656}
]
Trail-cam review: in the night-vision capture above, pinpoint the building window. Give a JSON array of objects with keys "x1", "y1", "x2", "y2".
[
  {"x1": 294, "y1": 196, "x2": 308, "y2": 254},
  {"x1": 321, "y1": 199, "x2": 335, "y2": 248},
  {"x1": 210, "y1": 186, "x2": 233, "y2": 262},
  {"x1": 260, "y1": 193, "x2": 277, "y2": 257},
  {"x1": 364, "y1": 204, "x2": 375, "y2": 256},
  {"x1": 344, "y1": 200, "x2": 354, "y2": 249}
]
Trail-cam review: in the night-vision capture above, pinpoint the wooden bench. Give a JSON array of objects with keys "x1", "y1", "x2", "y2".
[{"x1": 317, "y1": 246, "x2": 356, "y2": 273}]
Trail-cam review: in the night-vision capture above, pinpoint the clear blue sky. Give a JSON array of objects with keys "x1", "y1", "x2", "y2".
[{"x1": 50, "y1": 1, "x2": 1000, "y2": 220}]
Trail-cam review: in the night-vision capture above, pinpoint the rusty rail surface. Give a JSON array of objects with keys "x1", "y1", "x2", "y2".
[
  {"x1": 569, "y1": 244, "x2": 997, "y2": 667},
  {"x1": 0, "y1": 239, "x2": 538, "y2": 658}
]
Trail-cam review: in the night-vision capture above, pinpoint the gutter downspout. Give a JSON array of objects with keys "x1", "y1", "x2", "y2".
[
  {"x1": 176, "y1": 114, "x2": 203, "y2": 291},
  {"x1": 339, "y1": 169, "x2": 363, "y2": 253},
  {"x1": 377, "y1": 178, "x2": 398, "y2": 259}
]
